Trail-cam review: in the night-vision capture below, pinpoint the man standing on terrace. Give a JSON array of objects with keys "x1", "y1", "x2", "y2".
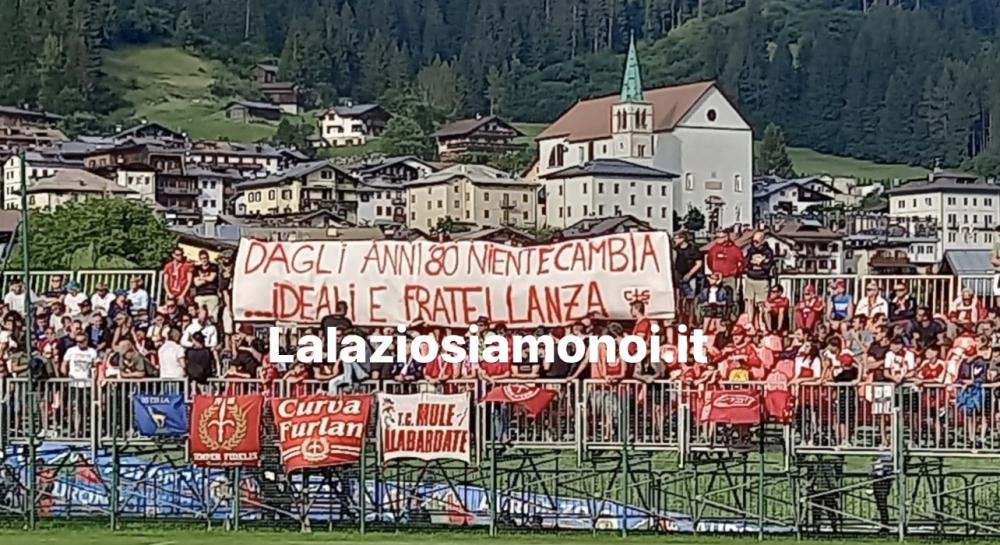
[
  {"x1": 163, "y1": 247, "x2": 193, "y2": 304},
  {"x1": 706, "y1": 227, "x2": 743, "y2": 297}
]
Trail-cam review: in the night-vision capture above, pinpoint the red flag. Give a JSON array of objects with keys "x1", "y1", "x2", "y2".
[
  {"x1": 271, "y1": 394, "x2": 373, "y2": 473},
  {"x1": 699, "y1": 389, "x2": 762, "y2": 425},
  {"x1": 764, "y1": 389, "x2": 795, "y2": 424},
  {"x1": 482, "y1": 384, "x2": 557, "y2": 417},
  {"x1": 190, "y1": 395, "x2": 263, "y2": 467}
]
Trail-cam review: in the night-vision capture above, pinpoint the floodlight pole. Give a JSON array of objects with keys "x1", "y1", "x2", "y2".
[{"x1": 20, "y1": 151, "x2": 37, "y2": 530}]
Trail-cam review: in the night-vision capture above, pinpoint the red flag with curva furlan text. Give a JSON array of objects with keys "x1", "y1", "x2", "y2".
[
  {"x1": 482, "y1": 384, "x2": 557, "y2": 417},
  {"x1": 189, "y1": 395, "x2": 263, "y2": 467},
  {"x1": 271, "y1": 394, "x2": 373, "y2": 473}
]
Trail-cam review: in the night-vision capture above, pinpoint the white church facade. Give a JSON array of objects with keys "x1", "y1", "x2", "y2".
[{"x1": 535, "y1": 37, "x2": 753, "y2": 231}]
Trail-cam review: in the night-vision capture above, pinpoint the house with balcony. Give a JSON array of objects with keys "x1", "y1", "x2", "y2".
[
  {"x1": 3, "y1": 151, "x2": 83, "y2": 208},
  {"x1": 842, "y1": 214, "x2": 941, "y2": 274},
  {"x1": 318, "y1": 104, "x2": 392, "y2": 147},
  {"x1": 234, "y1": 160, "x2": 360, "y2": 223},
  {"x1": 752, "y1": 175, "x2": 841, "y2": 218},
  {"x1": 403, "y1": 164, "x2": 539, "y2": 231},
  {"x1": 433, "y1": 115, "x2": 524, "y2": 160},
  {"x1": 886, "y1": 169, "x2": 1000, "y2": 255},
  {"x1": 10, "y1": 168, "x2": 140, "y2": 210}
]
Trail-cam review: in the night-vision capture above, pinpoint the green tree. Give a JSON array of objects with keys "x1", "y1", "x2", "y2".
[
  {"x1": 380, "y1": 115, "x2": 434, "y2": 159},
  {"x1": 272, "y1": 119, "x2": 314, "y2": 152},
  {"x1": 681, "y1": 207, "x2": 706, "y2": 233},
  {"x1": 757, "y1": 123, "x2": 796, "y2": 177},
  {"x1": 432, "y1": 216, "x2": 457, "y2": 235},
  {"x1": 15, "y1": 198, "x2": 175, "y2": 269}
]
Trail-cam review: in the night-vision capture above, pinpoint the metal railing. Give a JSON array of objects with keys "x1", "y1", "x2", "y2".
[
  {"x1": 7, "y1": 377, "x2": 1000, "y2": 460},
  {"x1": 0, "y1": 268, "x2": 988, "y2": 321}
]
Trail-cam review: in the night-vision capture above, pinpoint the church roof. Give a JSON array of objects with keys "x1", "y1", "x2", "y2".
[
  {"x1": 542, "y1": 159, "x2": 678, "y2": 180},
  {"x1": 620, "y1": 34, "x2": 644, "y2": 103},
  {"x1": 536, "y1": 81, "x2": 716, "y2": 143}
]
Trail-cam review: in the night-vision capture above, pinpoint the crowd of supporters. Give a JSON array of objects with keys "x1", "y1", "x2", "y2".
[{"x1": 0, "y1": 235, "x2": 999, "y2": 448}]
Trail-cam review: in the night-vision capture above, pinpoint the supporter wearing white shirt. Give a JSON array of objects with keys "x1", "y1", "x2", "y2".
[
  {"x1": 127, "y1": 277, "x2": 150, "y2": 315},
  {"x1": 62, "y1": 334, "x2": 99, "y2": 383},
  {"x1": 854, "y1": 282, "x2": 889, "y2": 318},
  {"x1": 181, "y1": 308, "x2": 219, "y2": 349},
  {"x1": 158, "y1": 329, "x2": 187, "y2": 379},
  {"x1": 63, "y1": 281, "x2": 88, "y2": 317},
  {"x1": 4, "y1": 280, "x2": 35, "y2": 315},
  {"x1": 884, "y1": 338, "x2": 917, "y2": 379},
  {"x1": 91, "y1": 284, "x2": 115, "y2": 315}
]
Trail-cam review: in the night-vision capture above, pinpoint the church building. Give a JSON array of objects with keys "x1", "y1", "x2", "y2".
[{"x1": 535, "y1": 35, "x2": 753, "y2": 231}]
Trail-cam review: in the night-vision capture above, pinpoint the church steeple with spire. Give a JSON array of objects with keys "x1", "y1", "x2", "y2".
[
  {"x1": 612, "y1": 32, "x2": 654, "y2": 164},
  {"x1": 620, "y1": 33, "x2": 644, "y2": 103}
]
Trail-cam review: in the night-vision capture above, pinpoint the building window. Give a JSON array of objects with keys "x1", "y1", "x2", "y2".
[
  {"x1": 637, "y1": 144, "x2": 646, "y2": 157},
  {"x1": 567, "y1": 206, "x2": 572, "y2": 216},
  {"x1": 281, "y1": 189, "x2": 292, "y2": 199},
  {"x1": 321, "y1": 170, "x2": 332, "y2": 180},
  {"x1": 614, "y1": 205, "x2": 621, "y2": 215},
  {"x1": 522, "y1": 194, "x2": 528, "y2": 202},
  {"x1": 410, "y1": 194, "x2": 416, "y2": 203},
  {"x1": 598, "y1": 183, "x2": 604, "y2": 193},
  {"x1": 924, "y1": 198, "x2": 931, "y2": 206},
  {"x1": 437, "y1": 200, "x2": 443, "y2": 208},
  {"x1": 268, "y1": 190, "x2": 275, "y2": 199},
  {"x1": 453, "y1": 200, "x2": 459, "y2": 208},
  {"x1": 987, "y1": 198, "x2": 993, "y2": 206},
  {"x1": 598, "y1": 205, "x2": 605, "y2": 215},
  {"x1": 646, "y1": 185, "x2": 652, "y2": 196},
  {"x1": 583, "y1": 184, "x2": 588, "y2": 194},
  {"x1": 483, "y1": 209, "x2": 490, "y2": 219},
  {"x1": 707, "y1": 109, "x2": 717, "y2": 122},
  {"x1": 735, "y1": 174, "x2": 743, "y2": 193},
  {"x1": 557, "y1": 207, "x2": 563, "y2": 218},
  {"x1": 948, "y1": 214, "x2": 956, "y2": 225},
  {"x1": 974, "y1": 198, "x2": 978, "y2": 206},
  {"x1": 661, "y1": 207, "x2": 668, "y2": 218},
  {"x1": 964, "y1": 197, "x2": 969, "y2": 206},
  {"x1": 899, "y1": 200, "x2": 905, "y2": 209},
  {"x1": 685, "y1": 173, "x2": 693, "y2": 190},
  {"x1": 522, "y1": 211, "x2": 528, "y2": 220},
  {"x1": 484, "y1": 192, "x2": 491, "y2": 201},
  {"x1": 646, "y1": 206, "x2": 652, "y2": 217},
  {"x1": 583, "y1": 205, "x2": 589, "y2": 216},
  {"x1": 426, "y1": 201, "x2": 431, "y2": 210},
  {"x1": 465, "y1": 210, "x2": 470, "y2": 220},
  {"x1": 948, "y1": 197, "x2": 956, "y2": 205},
  {"x1": 613, "y1": 183, "x2": 620, "y2": 195},
  {"x1": 911, "y1": 198, "x2": 916, "y2": 207},
  {"x1": 629, "y1": 195, "x2": 636, "y2": 206}
]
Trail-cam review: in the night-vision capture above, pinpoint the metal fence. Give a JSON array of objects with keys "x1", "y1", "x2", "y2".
[
  {"x1": 5, "y1": 377, "x2": 1000, "y2": 461},
  {"x1": 0, "y1": 268, "x2": 988, "y2": 320}
]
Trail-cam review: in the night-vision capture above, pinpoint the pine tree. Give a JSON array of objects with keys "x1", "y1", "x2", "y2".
[{"x1": 757, "y1": 123, "x2": 796, "y2": 177}]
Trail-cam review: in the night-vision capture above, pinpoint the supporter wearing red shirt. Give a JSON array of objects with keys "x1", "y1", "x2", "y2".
[
  {"x1": 706, "y1": 228, "x2": 743, "y2": 291},
  {"x1": 630, "y1": 301, "x2": 652, "y2": 343},
  {"x1": 917, "y1": 346, "x2": 948, "y2": 385},
  {"x1": 764, "y1": 285, "x2": 790, "y2": 333},
  {"x1": 794, "y1": 285, "x2": 824, "y2": 333},
  {"x1": 162, "y1": 247, "x2": 193, "y2": 303},
  {"x1": 284, "y1": 361, "x2": 313, "y2": 397},
  {"x1": 715, "y1": 325, "x2": 761, "y2": 381}
]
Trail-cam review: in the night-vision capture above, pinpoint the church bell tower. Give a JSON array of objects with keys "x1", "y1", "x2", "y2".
[{"x1": 611, "y1": 33, "x2": 654, "y2": 165}]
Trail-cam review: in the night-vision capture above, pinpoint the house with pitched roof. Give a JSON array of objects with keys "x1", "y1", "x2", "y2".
[
  {"x1": 535, "y1": 36, "x2": 753, "y2": 230},
  {"x1": 318, "y1": 104, "x2": 392, "y2": 147},
  {"x1": 433, "y1": 115, "x2": 524, "y2": 160}
]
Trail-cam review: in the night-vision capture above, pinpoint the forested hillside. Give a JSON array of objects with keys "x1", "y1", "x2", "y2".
[{"x1": 3, "y1": 0, "x2": 1000, "y2": 174}]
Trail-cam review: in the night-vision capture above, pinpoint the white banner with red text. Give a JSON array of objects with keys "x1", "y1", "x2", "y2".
[
  {"x1": 377, "y1": 392, "x2": 471, "y2": 463},
  {"x1": 231, "y1": 233, "x2": 675, "y2": 327}
]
